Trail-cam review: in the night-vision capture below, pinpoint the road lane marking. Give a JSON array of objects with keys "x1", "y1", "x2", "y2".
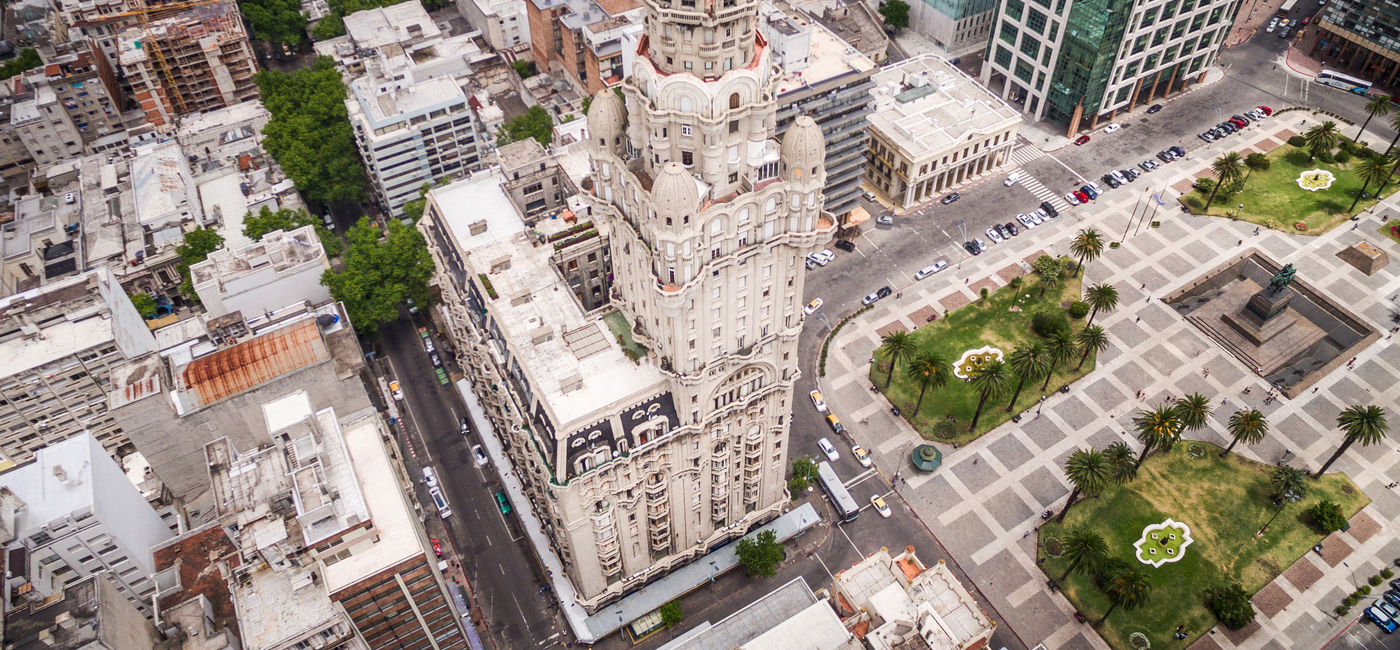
[
  {"x1": 813, "y1": 552, "x2": 834, "y2": 579},
  {"x1": 385, "y1": 355, "x2": 435, "y2": 464},
  {"x1": 837, "y1": 521, "x2": 862, "y2": 556}
]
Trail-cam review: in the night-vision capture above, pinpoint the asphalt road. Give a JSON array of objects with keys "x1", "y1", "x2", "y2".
[{"x1": 378, "y1": 315, "x2": 568, "y2": 650}]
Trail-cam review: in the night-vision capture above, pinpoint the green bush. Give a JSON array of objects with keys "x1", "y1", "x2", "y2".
[
  {"x1": 1337, "y1": 605, "x2": 1350, "y2": 615},
  {"x1": 1309, "y1": 500, "x2": 1348, "y2": 533},
  {"x1": 1344, "y1": 594, "x2": 1359, "y2": 606},
  {"x1": 1383, "y1": 568, "x2": 1394, "y2": 579},
  {"x1": 1287, "y1": 135, "x2": 1306, "y2": 147},
  {"x1": 1205, "y1": 583, "x2": 1256, "y2": 629},
  {"x1": 1334, "y1": 150, "x2": 1352, "y2": 163},
  {"x1": 1360, "y1": 584, "x2": 1373, "y2": 596},
  {"x1": 1194, "y1": 178, "x2": 1216, "y2": 194},
  {"x1": 1317, "y1": 150, "x2": 1336, "y2": 164},
  {"x1": 787, "y1": 478, "x2": 809, "y2": 498},
  {"x1": 659, "y1": 600, "x2": 683, "y2": 627},
  {"x1": 1069, "y1": 301, "x2": 1090, "y2": 319},
  {"x1": 1370, "y1": 575, "x2": 1384, "y2": 586},
  {"x1": 1031, "y1": 310, "x2": 1070, "y2": 338}
]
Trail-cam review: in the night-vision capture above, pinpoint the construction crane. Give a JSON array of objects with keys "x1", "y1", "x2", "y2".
[{"x1": 91, "y1": 0, "x2": 222, "y2": 116}]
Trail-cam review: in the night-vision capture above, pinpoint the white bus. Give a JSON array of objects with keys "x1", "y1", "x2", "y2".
[
  {"x1": 1276, "y1": 0, "x2": 1297, "y2": 16},
  {"x1": 816, "y1": 461, "x2": 860, "y2": 522},
  {"x1": 1316, "y1": 70, "x2": 1373, "y2": 95}
]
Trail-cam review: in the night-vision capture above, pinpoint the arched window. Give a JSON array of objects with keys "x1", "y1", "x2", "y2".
[
  {"x1": 710, "y1": 218, "x2": 724, "y2": 235},
  {"x1": 729, "y1": 93, "x2": 740, "y2": 109}
]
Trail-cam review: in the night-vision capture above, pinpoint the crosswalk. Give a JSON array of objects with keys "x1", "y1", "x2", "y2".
[
  {"x1": 1019, "y1": 173, "x2": 1071, "y2": 213},
  {"x1": 1008, "y1": 145, "x2": 1046, "y2": 167}
]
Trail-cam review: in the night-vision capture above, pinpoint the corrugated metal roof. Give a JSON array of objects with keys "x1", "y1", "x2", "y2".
[{"x1": 182, "y1": 319, "x2": 327, "y2": 406}]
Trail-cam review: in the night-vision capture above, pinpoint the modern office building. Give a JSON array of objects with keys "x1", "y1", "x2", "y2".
[
  {"x1": 1312, "y1": 1, "x2": 1400, "y2": 92},
  {"x1": 0, "y1": 433, "x2": 176, "y2": 620},
  {"x1": 421, "y1": 0, "x2": 835, "y2": 610},
  {"x1": 761, "y1": 2, "x2": 877, "y2": 219},
  {"x1": 865, "y1": 54, "x2": 1020, "y2": 209},
  {"x1": 981, "y1": 0, "x2": 1237, "y2": 135},
  {"x1": 526, "y1": 0, "x2": 645, "y2": 95},
  {"x1": 908, "y1": 0, "x2": 998, "y2": 57},
  {"x1": 0, "y1": 268, "x2": 158, "y2": 466}
]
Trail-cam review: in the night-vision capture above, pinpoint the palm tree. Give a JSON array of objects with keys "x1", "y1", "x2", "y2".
[
  {"x1": 1076, "y1": 325, "x2": 1108, "y2": 371},
  {"x1": 905, "y1": 351, "x2": 949, "y2": 415},
  {"x1": 1042, "y1": 330, "x2": 1077, "y2": 391},
  {"x1": 1069, "y1": 228, "x2": 1105, "y2": 276},
  {"x1": 1057, "y1": 447, "x2": 1113, "y2": 522},
  {"x1": 1222, "y1": 408, "x2": 1269, "y2": 457},
  {"x1": 1375, "y1": 149, "x2": 1400, "y2": 197},
  {"x1": 1350, "y1": 155, "x2": 1393, "y2": 212},
  {"x1": 1038, "y1": 264, "x2": 1064, "y2": 298},
  {"x1": 1098, "y1": 567, "x2": 1152, "y2": 624},
  {"x1": 1105, "y1": 441, "x2": 1138, "y2": 484},
  {"x1": 1386, "y1": 111, "x2": 1400, "y2": 155},
  {"x1": 1174, "y1": 393, "x2": 1212, "y2": 434},
  {"x1": 1006, "y1": 342, "x2": 1051, "y2": 411},
  {"x1": 1303, "y1": 121, "x2": 1341, "y2": 162},
  {"x1": 1270, "y1": 465, "x2": 1308, "y2": 501},
  {"x1": 1243, "y1": 152, "x2": 1271, "y2": 186},
  {"x1": 968, "y1": 359, "x2": 1009, "y2": 432},
  {"x1": 1315, "y1": 405, "x2": 1390, "y2": 477},
  {"x1": 1085, "y1": 283, "x2": 1119, "y2": 326},
  {"x1": 877, "y1": 331, "x2": 916, "y2": 389},
  {"x1": 1133, "y1": 405, "x2": 1182, "y2": 469},
  {"x1": 1356, "y1": 95, "x2": 1393, "y2": 142},
  {"x1": 1059, "y1": 527, "x2": 1110, "y2": 581},
  {"x1": 1204, "y1": 152, "x2": 1246, "y2": 212}
]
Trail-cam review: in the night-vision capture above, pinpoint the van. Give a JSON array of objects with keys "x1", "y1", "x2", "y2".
[
  {"x1": 430, "y1": 487, "x2": 452, "y2": 518},
  {"x1": 826, "y1": 413, "x2": 845, "y2": 434},
  {"x1": 1003, "y1": 171, "x2": 1021, "y2": 187}
]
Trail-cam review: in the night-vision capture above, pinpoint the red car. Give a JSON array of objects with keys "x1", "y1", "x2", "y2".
[
  {"x1": 430, "y1": 537, "x2": 443, "y2": 557},
  {"x1": 1074, "y1": 135, "x2": 1091, "y2": 145},
  {"x1": 1256, "y1": 105, "x2": 1273, "y2": 116},
  {"x1": 1074, "y1": 190, "x2": 1090, "y2": 203}
]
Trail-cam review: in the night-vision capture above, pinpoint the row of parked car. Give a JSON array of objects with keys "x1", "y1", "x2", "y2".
[
  {"x1": 1365, "y1": 579, "x2": 1400, "y2": 632},
  {"x1": 962, "y1": 200, "x2": 1062, "y2": 256},
  {"x1": 1199, "y1": 106, "x2": 1273, "y2": 143}
]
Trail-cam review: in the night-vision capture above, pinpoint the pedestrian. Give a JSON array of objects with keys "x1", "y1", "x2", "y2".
[
  {"x1": 1135, "y1": 316, "x2": 1141, "y2": 323},
  {"x1": 1244, "y1": 387, "x2": 1252, "y2": 394},
  {"x1": 1146, "y1": 295, "x2": 1151, "y2": 303},
  {"x1": 1023, "y1": 531, "x2": 1030, "y2": 538},
  {"x1": 1312, "y1": 387, "x2": 1319, "y2": 393},
  {"x1": 1221, "y1": 397, "x2": 1229, "y2": 405},
  {"x1": 1236, "y1": 239, "x2": 1242, "y2": 246},
  {"x1": 1035, "y1": 412, "x2": 1041, "y2": 419},
  {"x1": 1203, "y1": 368, "x2": 1210, "y2": 377},
  {"x1": 1254, "y1": 226, "x2": 1260, "y2": 235}
]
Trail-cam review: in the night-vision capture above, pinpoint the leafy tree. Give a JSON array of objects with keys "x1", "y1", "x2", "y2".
[
  {"x1": 905, "y1": 351, "x2": 950, "y2": 415},
  {"x1": 256, "y1": 57, "x2": 367, "y2": 204},
  {"x1": 1222, "y1": 409, "x2": 1268, "y2": 457},
  {"x1": 243, "y1": 206, "x2": 343, "y2": 258},
  {"x1": 322, "y1": 217, "x2": 435, "y2": 337},
  {"x1": 878, "y1": 0, "x2": 910, "y2": 30},
  {"x1": 175, "y1": 228, "x2": 226, "y2": 300},
  {"x1": 1032, "y1": 254, "x2": 1062, "y2": 277},
  {"x1": 243, "y1": 0, "x2": 308, "y2": 47},
  {"x1": 1350, "y1": 155, "x2": 1392, "y2": 212},
  {"x1": 790, "y1": 456, "x2": 819, "y2": 485},
  {"x1": 1042, "y1": 330, "x2": 1076, "y2": 391},
  {"x1": 1303, "y1": 121, "x2": 1341, "y2": 162},
  {"x1": 311, "y1": 13, "x2": 345, "y2": 40},
  {"x1": 1243, "y1": 152, "x2": 1271, "y2": 186},
  {"x1": 1076, "y1": 325, "x2": 1108, "y2": 371},
  {"x1": 0, "y1": 49, "x2": 41, "y2": 80},
  {"x1": 1174, "y1": 392, "x2": 1212, "y2": 434},
  {"x1": 1057, "y1": 447, "x2": 1112, "y2": 522},
  {"x1": 1006, "y1": 342, "x2": 1050, "y2": 411},
  {"x1": 1069, "y1": 228, "x2": 1104, "y2": 276},
  {"x1": 877, "y1": 330, "x2": 916, "y2": 388},
  {"x1": 1132, "y1": 405, "x2": 1181, "y2": 469},
  {"x1": 1084, "y1": 283, "x2": 1118, "y2": 326},
  {"x1": 1357, "y1": 95, "x2": 1393, "y2": 142},
  {"x1": 128, "y1": 292, "x2": 158, "y2": 319},
  {"x1": 1205, "y1": 582, "x2": 1256, "y2": 629},
  {"x1": 498, "y1": 105, "x2": 555, "y2": 147},
  {"x1": 735, "y1": 529, "x2": 785, "y2": 578},
  {"x1": 659, "y1": 600, "x2": 683, "y2": 627},
  {"x1": 581, "y1": 95, "x2": 593, "y2": 115},
  {"x1": 1316, "y1": 404, "x2": 1389, "y2": 477},
  {"x1": 1059, "y1": 526, "x2": 1109, "y2": 581},
  {"x1": 967, "y1": 359, "x2": 1009, "y2": 432},
  {"x1": 1099, "y1": 567, "x2": 1152, "y2": 624},
  {"x1": 1204, "y1": 152, "x2": 1245, "y2": 211},
  {"x1": 1105, "y1": 441, "x2": 1137, "y2": 484},
  {"x1": 1307, "y1": 500, "x2": 1348, "y2": 532},
  {"x1": 513, "y1": 59, "x2": 534, "y2": 78},
  {"x1": 400, "y1": 184, "x2": 432, "y2": 223},
  {"x1": 1270, "y1": 465, "x2": 1308, "y2": 501}
]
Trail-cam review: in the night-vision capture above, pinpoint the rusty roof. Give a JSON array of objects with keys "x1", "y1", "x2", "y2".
[
  {"x1": 182, "y1": 319, "x2": 328, "y2": 407},
  {"x1": 154, "y1": 523, "x2": 240, "y2": 635}
]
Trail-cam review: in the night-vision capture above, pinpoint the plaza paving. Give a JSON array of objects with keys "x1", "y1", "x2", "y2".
[{"x1": 820, "y1": 109, "x2": 1400, "y2": 649}]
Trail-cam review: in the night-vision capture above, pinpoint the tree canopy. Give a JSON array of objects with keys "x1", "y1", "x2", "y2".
[
  {"x1": 498, "y1": 105, "x2": 555, "y2": 147},
  {"x1": 321, "y1": 217, "x2": 435, "y2": 337},
  {"x1": 243, "y1": 206, "x2": 344, "y2": 258},
  {"x1": 311, "y1": 13, "x2": 345, "y2": 40},
  {"x1": 256, "y1": 57, "x2": 368, "y2": 205},
  {"x1": 735, "y1": 530, "x2": 785, "y2": 578},
  {"x1": 128, "y1": 292, "x2": 158, "y2": 319},
  {"x1": 0, "y1": 49, "x2": 41, "y2": 80},
  {"x1": 242, "y1": 0, "x2": 308, "y2": 47},
  {"x1": 1205, "y1": 582, "x2": 1255, "y2": 629},
  {"x1": 175, "y1": 228, "x2": 226, "y2": 300},
  {"x1": 879, "y1": 0, "x2": 910, "y2": 30}
]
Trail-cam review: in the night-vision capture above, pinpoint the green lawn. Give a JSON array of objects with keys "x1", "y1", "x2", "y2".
[
  {"x1": 1039, "y1": 442, "x2": 1369, "y2": 649},
  {"x1": 868, "y1": 263, "x2": 1093, "y2": 446},
  {"x1": 1182, "y1": 145, "x2": 1398, "y2": 235},
  {"x1": 1379, "y1": 220, "x2": 1400, "y2": 247},
  {"x1": 602, "y1": 310, "x2": 647, "y2": 361}
]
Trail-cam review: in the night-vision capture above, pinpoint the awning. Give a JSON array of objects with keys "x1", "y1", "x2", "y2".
[{"x1": 846, "y1": 206, "x2": 870, "y2": 226}]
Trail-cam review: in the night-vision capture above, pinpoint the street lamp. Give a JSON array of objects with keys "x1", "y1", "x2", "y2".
[
  {"x1": 1258, "y1": 489, "x2": 1301, "y2": 536},
  {"x1": 1237, "y1": 204, "x2": 1244, "y2": 219}
]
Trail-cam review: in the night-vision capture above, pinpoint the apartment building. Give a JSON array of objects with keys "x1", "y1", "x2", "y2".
[
  {"x1": 115, "y1": 0, "x2": 259, "y2": 128},
  {"x1": 526, "y1": 0, "x2": 644, "y2": 95},
  {"x1": 0, "y1": 268, "x2": 158, "y2": 466},
  {"x1": 981, "y1": 0, "x2": 1237, "y2": 135},
  {"x1": 189, "y1": 225, "x2": 332, "y2": 319},
  {"x1": 831, "y1": 545, "x2": 996, "y2": 650},
  {"x1": 457, "y1": 0, "x2": 532, "y2": 52},
  {"x1": 499, "y1": 137, "x2": 577, "y2": 223},
  {"x1": 16, "y1": 45, "x2": 128, "y2": 159},
  {"x1": 3, "y1": 575, "x2": 164, "y2": 650},
  {"x1": 761, "y1": 2, "x2": 876, "y2": 219},
  {"x1": 0, "y1": 92, "x2": 37, "y2": 190},
  {"x1": 1312, "y1": 0, "x2": 1400, "y2": 92},
  {"x1": 0, "y1": 433, "x2": 176, "y2": 620},
  {"x1": 865, "y1": 54, "x2": 1021, "y2": 209},
  {"x1": 1, "y1": 191, "x2": 86, "y2": 296},
  {"x1": 422, "y1": 0, "x2": 835, "y2": 609}
]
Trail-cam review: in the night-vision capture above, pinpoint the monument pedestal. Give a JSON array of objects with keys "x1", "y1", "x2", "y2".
[
  {"x1": 1191, "y1": 284, "x2": 1324, "y2": 376},
  {"x1": 1222, "y1": 288, "x2": 1297, "y2": 346}
]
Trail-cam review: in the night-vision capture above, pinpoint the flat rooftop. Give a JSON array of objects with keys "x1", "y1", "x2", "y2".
[
  {"x1": 769, "y1": 4, "x2": 875, "y2": 96},
  {"x1": 190, "y1": 225, "x2": 325, "y2": 287},
  {"x1": 659, "y1": 577, "x2": 851, "y2": 650},
  {"x1": 429, "y1": 169, "x2": 665, "y2": 431},
  {"x1": 342, "y1": 1, "x2": 440, "y2": 51},
  {"x1": 131, "y1": 141, "x2": 199, "y2": 226},
  {"x1": 353, "y1": 75, "x2": 464, "y2": 126},
  {"x1": 867, "y1": 53, "x2": 1020, "y2": 160}
]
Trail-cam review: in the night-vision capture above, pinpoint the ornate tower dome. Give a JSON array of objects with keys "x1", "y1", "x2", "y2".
[
  {"x1": 780, "y1": 115, "x2": 825, "y2": 182},
  {"x1": 587, "y1": 89, "x2": 625, "y2": 151},
  {"x1": 651, "y1": 162, "x2": 697, "y2": 218}
]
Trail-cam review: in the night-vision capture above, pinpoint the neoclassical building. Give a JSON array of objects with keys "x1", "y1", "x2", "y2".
[{"x1": 418, "y1": 0, "x2": 834, "y2": 610}]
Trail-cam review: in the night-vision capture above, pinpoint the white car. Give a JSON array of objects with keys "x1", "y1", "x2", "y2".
[
  {"x1": 852, "y1": 444, "x2": 872, "y2": 467},
  {"x1": 805, "y1": 298, "x2": 823, "y2": 315},
  {"x1": 809, "y1": 249, "x2": 834, "y2": 265},
  {"x1": 422, "y1": 466, "x2": 439, "y2": 488},
  {"x1": 914, "y1": 260, "x2": 947, "y2": 280},
  {"x1": 1029, "y1": 211, "x2": 1045, "y2": 225},
  {"x1": 389, "y1": 380, "x2": 404, "y2": 401},
  {"x1": 870, "y1": 495, "x2": 892, "y2": 518},
  {"x1": 472, "y1": 445, "x2": 489, "y2": 466},
  {"x1": 876, "y1": 215, "x2": 894, "y2": 226},
  {"x1": 1086, "y1": 182, "x2": 1103, "y2": 195},
  {"x1": 1003, "y1": 171, "x2": 1021, "y2": 187},
  {"x1": 817, "y1": 437, "x2": 839, "y2": 462},
  {"x1": 1064, "y1": 192, "x2": 1080, "y2": 205},
  {"x1": 1266, "y1": 17, "x2": 1278, "y2": 33},
  {"x1": 809, "y1": 390, "x2": 828, "y2": 413},
  {"x1": 1016, "y1": 213, "x2": 1037, "y2": 229},
  {"x1": 430, "y1": 487, "x2": 452, "y2": 519},
  {"x1": 985, "y1": 227, "x2": 1003, "y2": 243},
  {"x1": 1104, "y1": 122, "x2": 1121, "y2": 133}
]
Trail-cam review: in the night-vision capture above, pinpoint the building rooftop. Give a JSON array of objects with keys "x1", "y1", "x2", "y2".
[
  {"x1": 658, "y1": 577, "x2": 853, "y2": 650},
  {"x1": 0, "y1": 268, "x2": 156, "y2": 379},
  {"x1": 176, "y1": 318, "x2": 330, "y2": 412},
  {"x1": 835, "y1": 546, "x2": 995, "y2": 650},
  {"x1": 497, "y1": 138, "x2": 550, "y2": 175},
  {"x1": 152, "y1": 524, "x2": 241, "y2": 642},
  {"x1": 353, "y1": 74, "x2": 465, "y2": 127},
  {"x1": 867, "y1": 54, "x2": 1020, "y2": 161},
  {"x1": 3, "y1": 575, "x2": 157, "y2": 650},
  {"x1": 428, "y1": 169, "x2": 666, "y2": 433},
  {"x1": 189, "y1": 225, "x2": 325, "y2": 288},
  {"x1": 131, "y1": 141, "x2": 202, "y2": 226},
  {"x1": 0, "y1": 434, "x2": 106, "y2": 541},
  {"x1": 768, "y1": 4, "x2": 876, "y2": 96},
  {"x1": 342, "y1": 1, "x2": 441, "y2": 52}
]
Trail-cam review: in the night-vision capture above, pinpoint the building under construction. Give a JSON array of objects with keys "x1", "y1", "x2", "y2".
[{"x1": 115, "y1": 0, "x2": 258, "y2": 128}]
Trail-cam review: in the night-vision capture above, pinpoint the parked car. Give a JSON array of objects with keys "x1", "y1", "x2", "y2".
[
  {"x1": 1169, "y1": 146, "x2": 1185, "y2": 157},
  {"x1": 870, "y1": 495, "x2": 892, "y2": 518},
  {"x1": 1266, "y1": 17, "x2": 1278, "y2": 32},
  {"x1": 1256, "y1": 105, "x2": 1273, "y2": 115},
  {"x1": 986, "y1": 227, "x2": 1004, "y2": 243},
  {"x1": 834, "y1": 239, "x2": 856, "y2": 252},
  {"x1": 995, "y1": 224, "x2": 1011, "y2": 240},
  {"x1": 817, "y1": 437, "x2": 840, "y2": 462},
  {"x1": 963, "y1": 241, "x2": 981, "y2": 255},
  {"x1": 460, "y1": 417, "x2": 471, "y2": 434},
  {"x1": 1157, "y1": 151, "x2": 1174, "y2": 163},
  {"x1": 876, "y1": 214, "x2": 894, "y2": 226},
  {"x1": 422, "y1": 466, "x2": 439, "y2": 488},
  {"x1": 1004, "y1": 171, "x2": 1021, "y2": 187},
  {"x1": 805, "y1": 298, "x2": 824, "y2": 314},
  {"x1": 1040, "y1": 201, "x2": 1060, "y2": 218},
  {"x1": 493, "y1": 490, "x2": 511, "y2": 514},
  {"x1": 810, "y1": 389, "x2": 828, "y2": 412},
  {"x1": 1064, "y1": 192, "x2": 1080, "y2": 205},
  {"x1": 973, "y1": 237, "x2": 989, "y2": 252},
  {"x1": 1199, "y1": 132, "x2": 1214, "y2": 143},
  {"x1": 430, "y1": 487, "x2": 452, "y2": 519},
  {"x1": 1104, "y1": 122, "x2": 1121, "y2": 133},
  {"x1": 862, "y1": 190, "x2": 877, "y2": 201},
  {"x1": 1075, "y1": 190, "x2": 1091, "y2": 203},
  {"x1": 389, "y1": 380, "x2": 404, "y2": 401},
  {"x1": 1081, "y1": 185, "x2": 1098, "y2": 199},
  {"x1": 430, "y1": 352, "x2": 442, "y2": 367},
  {"x1": 862, "y1": 286, "x2": 893, "y2": 305},
  {"x1": 1027, "y1": 212, "x2": 1044, "y2": 225},
  {"x1": 472, "y1": 445, "x2": 489, "y2": 466},
  {"x1": 430, "y1": 537, "x2": 443, "y2": 556},
  {"x1": 826, "y1": 414, "x2": 845, "y2": 434},
  {"x1": 1004, "y1": 222, "x2": 1019, "y2": 236},
  {"x1": 1074, "y1": 135, "x2": 1091, "y2": 145},
  {"x1": 1368, "y1": 605, "x2": 1398, "y2": 633},
  {"x1": 811, "y1": 249, "x2": 835, "y2": 265},
  {"x1": 941, "y1": 192, "x2": 961, "y2": 204},
  {"x1": 1278, "y1": 26, "x2": 1292, "y2": 39},
  {"x1": 1017, "y1": 213, "x2": 1036, "y2": 229},
  {"x1": 852, "y1": 444, "x2": 872, "y2": 467},
  {"x1": 1233, "y1": 113, "x2": 1251, "y2": 124},
  {"x1": 1146, "y1": 104, "x2": 1163, "y2": 114},
  {"x1": 1384, "y1": 590, "x2": 1400, "y2": 610},
  {"x1": 915, "y1": 260, "x2": 948, "y2": 279}
]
